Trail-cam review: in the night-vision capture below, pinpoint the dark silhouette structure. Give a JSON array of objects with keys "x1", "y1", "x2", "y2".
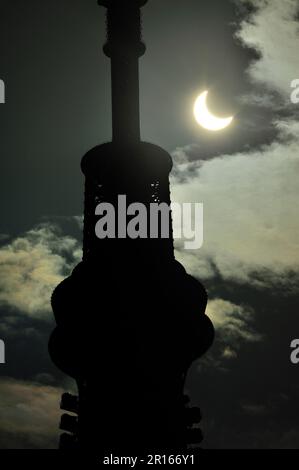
[{"x1": 49, "y1": 0, "x2": 214, "y2": 455}]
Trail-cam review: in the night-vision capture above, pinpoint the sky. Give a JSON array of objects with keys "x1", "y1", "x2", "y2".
[{"x1": 0, "y1": 0, "x2": 299, "y2": 449}]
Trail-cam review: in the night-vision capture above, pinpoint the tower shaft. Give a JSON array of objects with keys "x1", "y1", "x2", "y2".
[{"x1": 100, "y1": 0, "x2": 146, "y2": 143}]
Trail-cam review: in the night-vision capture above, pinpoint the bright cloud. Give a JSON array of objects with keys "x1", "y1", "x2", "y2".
[
  {"x1": 172, "y1": 119, "x2": 299, "y2": 289},
  {"x1": 206, "y1": 298, "x2": 260, "y2": 344},
  {"x1": 0, "y1": 378, "x2": 63, "y2": 449},
  {"x1": 235, "y1": 0, "x2": 299, "y2": 100},
  {"x1": 0, "y1": 224, "x2": 81, "y2": 318}
]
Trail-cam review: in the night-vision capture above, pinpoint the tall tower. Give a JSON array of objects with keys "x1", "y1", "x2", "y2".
[{"x1": 49, "y1": 0, "x2": 214, "y2": 455}]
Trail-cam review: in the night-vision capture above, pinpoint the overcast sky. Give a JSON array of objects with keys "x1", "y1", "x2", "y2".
[{"x1": 0, "y1": 0, "x2": 299, "y2": 449}]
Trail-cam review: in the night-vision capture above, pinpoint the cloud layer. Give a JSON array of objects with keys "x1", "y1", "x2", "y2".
[
  {"x1": 0, "y1": 378, "x2": 62, "y2": 449},
  {"x1": 173, "y1": 119, "x2": 299, "y2": 289},
  {"x1": 235, "y1": 0, "x2": 299, "y2": 100},
  {"x1": 0, "y1": 224, "x2": 81, "y2": 318}
]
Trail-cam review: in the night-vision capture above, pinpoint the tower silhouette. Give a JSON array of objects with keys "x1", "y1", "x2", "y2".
[{"x1": 49, "y1": 0, "x2": 214, "y2": 455}]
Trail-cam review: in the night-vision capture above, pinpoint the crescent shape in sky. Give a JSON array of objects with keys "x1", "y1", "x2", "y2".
[{"x1": 194, "y1": 90, "x2": 233, "y2": 131}]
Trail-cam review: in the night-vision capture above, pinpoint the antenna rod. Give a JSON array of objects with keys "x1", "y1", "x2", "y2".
[{"x1": 98, "y1": 0, "x2": 148, "y2": 143}]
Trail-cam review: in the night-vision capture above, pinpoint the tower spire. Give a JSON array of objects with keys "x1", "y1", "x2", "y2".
[{"x1": 99, "y1": 0, "x2": 148, "y2": 143}]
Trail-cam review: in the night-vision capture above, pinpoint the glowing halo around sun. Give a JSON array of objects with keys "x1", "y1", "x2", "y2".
[{"x1": 194, "y1": 90, "x2": 233, "y2": 131}]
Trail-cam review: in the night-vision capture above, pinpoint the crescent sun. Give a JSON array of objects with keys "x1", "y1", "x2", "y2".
[{"x1": 194, "y1": 90, "x2": 233, "y2": 131}]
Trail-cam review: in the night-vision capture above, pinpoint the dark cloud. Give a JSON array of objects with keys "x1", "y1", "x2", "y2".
[
  {"x1": 0, "y1": 378, "x2": 65, "y2": 449},
  {"x1": 186, "y1": 278, "x2": 299, "y2": 449}
]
